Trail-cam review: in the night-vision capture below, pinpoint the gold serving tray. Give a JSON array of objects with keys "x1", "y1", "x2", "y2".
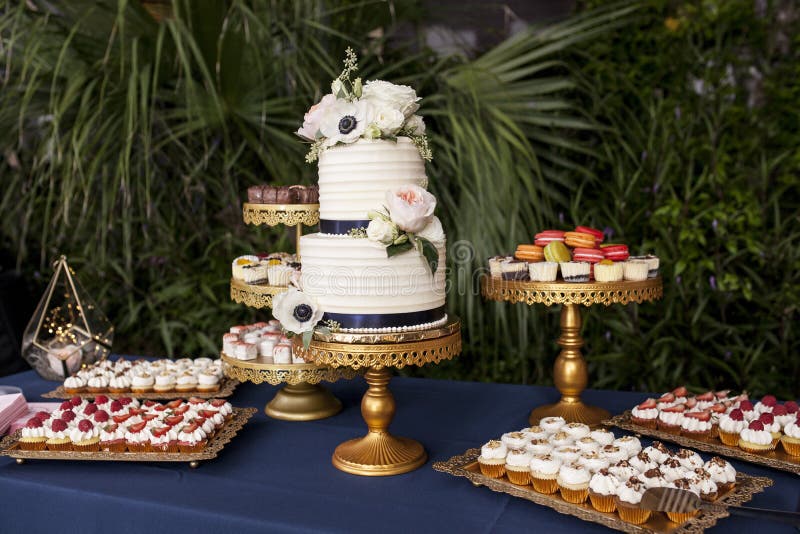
[
  {"x1": 242, "y1": 202, "x2": 320, "y2": 227},
  {"x1": 310, "y1": 317, "x2": 461, "y2": 345},
  {"x1": 229, "y1": 278, "x2": 288, "y2": 309},
  {"x1": 42, "y1": 376, "x2": 239, "y2": 400},
  {"x1": 433, "y1": 448, "x2": 772, "y2": 534},
  {"x1": 481, "y1": 276, "x2": 664, "y2": 307},
  {"x1": 607, "y1": 411, "x2": 800, "y2": 476},
  {"x1": 0, "y1": 407, "x2": 256, "y2": 468},
  {"x1": 220, "y1": 352, "x2": 358, "y2": 386}
]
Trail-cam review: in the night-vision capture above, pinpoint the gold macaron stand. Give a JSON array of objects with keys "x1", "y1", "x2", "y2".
[
  {"x1": 294, "y1": 318, "x2": 462, "y2": 476},
  {"x1": 481, "y1": 276, "x2": 663, "y2": 426},
  {"x1": 225, "y1": 201, "x2": 354, "y2": 420}
]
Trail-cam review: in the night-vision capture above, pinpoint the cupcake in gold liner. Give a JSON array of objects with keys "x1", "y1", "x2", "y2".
[
  {"x1": 690, "y1": 469, "x2": 719, "y2": 502},
  {"x1": 704, "y1": 457, "x2": 737, "y2": 494},
  {"x1": 504, "y1": 449, "x2": 532, "y2": 486},
  {"x1": 717, "y1": 409, "x2": 747, "y2": 446},
  {"x1": 665, "y1": 479, "x2": 701, "y2": 523},
  {"x1": 478, "y1": 440, "x2": 507, "y2": 478},
  {"x1": 780, "y1": 417, "x2": 800, "y2": 456},
  {"x1": 588, "y1": 468, "x2": 619, "y2": 513},
  {"x1": 18, "y1": 418, "x2": 48, "y2": 451},
  {"x1": 63, "y1": 376, "x2": 86, "y2": 395},
  {"x1": 44, "y1": 418, "x2": 72, "y2": 451},
  {"x1": 529, "y1": 454, "x2": 561, "y2": 494},
  {"x1": 70, "y1": 421, "x2": 101, "y2": 452},
  {"x1": 557, "y1": 462, "x2": 591, "y2": 504},
  {"x1": 738, "y1": 421, "x2": 776, "y2": 454},
  {"x1": 615, "y1": 477, "x2": 651, "y2": 525}
]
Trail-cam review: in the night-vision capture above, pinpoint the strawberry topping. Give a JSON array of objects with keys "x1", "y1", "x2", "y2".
[
  {"x1": 188, "y1": 397, "x2": 205, "y2": 405},
  {"x1": 127, "y1": 421, "x2": 147, "y2": 433},
  {"x1": 180, "y1": 423, "x2": 199, "y2": 434},
  {"x1": 150, "y1": 426, "x2": 170, "y2": 438},
  {"x1": 663, "y1": 404, "x2": 686, "y2": 413},
  {"x1": 728, "y1": 409, "x2": 744, "y2": 421},
  {"x1": 165, "y1": 415, "x2": 184, "y2": 427},
  {"x1": 200, "y1": 409, "x2": 219, "y2": 418},
  {"x1": 748, "y1": 420, "x2": 764, "y2": 431},
  {"x1": 696, "y1": 391, "x2": 714, "y2": 402},
  {"x1": 166, "y1": 400, "x2": 183, "y2": 409},
  {"x1": 143, "y1": 400, "x2": 157, "y2": 408},
  {"x1": 785, "y1": 401, "x2": 799, "y2": 414},
  {"x1": 142, "y1": 414, "x2": 158, "y2": 422},
  {"x1": 672, "y1": 386, "x2": 688, "y2": 397},
  {"x1": 714, "y1": 390, "x2": 730, "y2": 399},
  {"x1": 112, "y1": 413, "x2": 132, "y2": 424},
  {"x1": 77, "y1": 419, "x2": 93, "y2": 432},
  {"x1": 109, "y1": 400, "x2": 123, "y2": 413},
  {"x1": 684, "y1": 411, "x2": 711, "y2": 421},
  {"x1": 51, "y1": 419, "x2": 68, "y2": 432},
  {"x1": 174, "y1": 405, "x2": 190, "y2": 415},
  {"x1": 103, "y1": 423, "x2": 118, "y2": 433},
  {"x1": 209, "y1": 399, "x2": 226, "y2": 408},
  {"x1": 35, "y1": 411, "x2": 52, "y2": 422},
  {"x1": 59, "y1": 401, "x2": 72, "y2": 411},
  {"x1": 685, "y1": 398, "x2": 697, "y2": 409},
  {"x1": 709, "y1": 403, "x2": 726, "y2": 413},
  {"x1": 657, "y1": 393, "x2": 675, "y2": 403},
  {"x1": 118, "y1": 397, "x2": 132, "y2": 406}
]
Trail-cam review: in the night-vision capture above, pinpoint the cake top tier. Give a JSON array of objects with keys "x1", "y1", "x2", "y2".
[{"x1": 295, "y1": 48, "x2": 431, "y2": 164}]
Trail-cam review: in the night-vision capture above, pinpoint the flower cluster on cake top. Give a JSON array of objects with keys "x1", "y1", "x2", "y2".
[{"x1": 296, "y1": 48, "x2": 432, "y2": 163}]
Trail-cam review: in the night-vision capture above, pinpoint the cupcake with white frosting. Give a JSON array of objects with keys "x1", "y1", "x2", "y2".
[
  {"x1": 551, "y1": 446, "x2": 581, "y2": 464},
  {"x1": 504, "y1": 449, "x2": 533, "y2": 486},
  {"x1": 130, "y1": 373, "x2": 154, "y2": 394},
  {"x1": 539, "y1": 416, "x2": 566, "y2": 434},
  {"x1": 477, "y1": 440, "x2": 507, "y2": 478},
  {"x1": 613, "y1": 436, "x2": 642, "y2": 458},
  {"x1": 63, "y1": 376, "x2": 86, "y2": 394},
  {"x1": 781, "y1": 416, "x2": 800, "y2": 456},
  {"x1": 628, "y1": 450, "x2": 656, "y2": 473},
  {"x1": 18, "y1": 418, "x2": 48, "y2": 450},
  {"x1": 589, "y1": 428, "x2": 615, "y2": 446},
  {"x1": 529, "y1": 454, "x2": 561, "y2": 494},
  {"x1": 108, "y1": 375, "x2": 131, "y2": 394},
  {"x1": 563, "y1": 422, "x2": 591, "y2": 441},
  {"x1": 519, "y1": 425, "x2": 550, "y2": 442},
  {"x1": 577, "y1": 451, "x2": 609, "y2": 473},
  {"x1": 588, "y1": 468, "x2": 619, "y2": 513},
  {"x1": 690, "y1": 468, "x2": 719, "y2": 502},
  {"x1": 549, "y1": 431, "x2": 573, "y2": 448},
  {"x1": 574, "y1": 436, "x2": 600, "y2": 454},
  {"x1": 153, "y1": 372, "x2": 176, "y2": 393},
  {"x1": 666, "y1": 478, "x2": 701, "y2": 523},
  {"x1": 557, "y1": 462, "x2": 591, "y2": 503},
  {"x1": 87, "y1": 375, "x2": 110, "y2": 393},
  {"x1": 608, "y1": 460, "x2": 638, "y2": 481},
  {"x1": 704, "y1": 457, "x2": 737, "y2": 493},
  {"x1": 615, "y1": 476, "x2": 650, "y2": 524},
  {"x1": 600, "y1": 445, "x2": 628, "y2": 464},
  {"x1": 197, "y1": 370, "x2": 220, "y2": 392},
  {"x1": 524, "y1": 438, "x2": 552, "y2": 457},
  {"x1": 175, "y1": 372, "x2": 199, "y2": 392}
]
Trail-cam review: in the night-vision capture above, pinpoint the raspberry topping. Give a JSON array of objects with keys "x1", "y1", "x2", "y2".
[
  {"x1": 759, "y1": 413, "x2": 775, "y2": 425},
  {"x1": 118, "y1": 397, "x2": 132, "y2": 406},
  {"x1": 77, "y1": 419, "x2": 93, "y2": 432},
  {"x1": 143, "y1": 400, "x2": 157, "y2": 408},
  {"x1": 739, "y1": 400, "x2": 754, "y2": 411},
  {"x1": 93, "y1": 410, "x2": 110, "y2": 423},
  {"x1": 748, "y1": 420, "x2": 764, "y2": 431},
  {"x1": 761, "y1": 395, "x2": 777, "y2": 407},
  {"x1": 51, "y1": 419, "x2": 68, "y2": 432},
  {"x1": 70, "y1": 396, "x2": 82, "y2": 406},
  {"x1": 772, "y1": 405, "x2": 788, "y2": 416},
  {"x1": 109, "y1": 400, "x2": 123, "y2": 413},
  {"x1": 728, "y1": 409, "x2": 744, "y2": 421},
  {"x1": 25, "y1": 417, "x2": 42, "y2": 429},
  {"x1": 785, "y1": 401, "x2": 799, "y2": 414},
  {"x1": 61, "y1": 410, "x2": 76, "y2": 423},
  {"x1": 94, "y1": 395, "x2": 109, "y2": 405},
  {"x1": 59, "y1": 401, "x2": 72, "y2": 410},
  {"x1": 35, "y1": 411, "x2": 52, "y2": 422},
  {"x1": 83, "y1": 403, "x2": 98, "y2": 415}
]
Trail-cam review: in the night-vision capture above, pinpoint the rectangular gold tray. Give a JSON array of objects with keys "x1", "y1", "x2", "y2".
[
  {"x1": 606, "y1": 411, "x2": 800, "y2": 476},
  {"x1": 0, "y1": 407, "x2": 256, "y2": 467},
  {"x1": 433, "y1": 448, "x2": 772, "y2": 534},
  {"x1": 42, "y1": 376, "x2": 239, "y2": 400}
]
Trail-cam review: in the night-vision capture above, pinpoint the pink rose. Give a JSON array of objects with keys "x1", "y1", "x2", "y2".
[
  {"x1": 296, "y1": 94, "x2": 336, "y2": 141},
  {"x1": 385, "y1": 184, "x2": 436, "y2": 233}
]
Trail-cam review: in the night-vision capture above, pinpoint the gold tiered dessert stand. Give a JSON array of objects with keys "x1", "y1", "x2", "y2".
[
  {"x1": 481, "y1": 276, "x2": 663, "y2": 426},
  {"x1": 295, "y1": 318, "x2": 462, "y2": 476},
  {"x1": 225, "y1": 201, "x2": 353, "y2": 421}
]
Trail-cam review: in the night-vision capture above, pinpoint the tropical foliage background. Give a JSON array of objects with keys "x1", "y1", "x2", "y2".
[{"x1": 1, "y1": 0, "x2": 797, "y2": 397}]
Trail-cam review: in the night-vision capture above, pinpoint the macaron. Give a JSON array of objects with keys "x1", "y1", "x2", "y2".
[
  {"x1": 563, "y1": 231, "x2": 595, "y2": 249},
  {"x1": 544, "y1": 241, "x2": 571, "y2": 263},
  {"x1": 575, "y1": 226, "x2": 604, "y2": 244},
  {"x1": 534, "y1": 230, "x2": 566, "y2": 247},
  {"x1": 572, "y1": 248, "x2": 604, "y2": 263},
  {"x1": 515, "y1": 244, "x2": 544, "y2": 263},
  {"x1": 600, "y1": 244, "x2": 629, "y2": 261}
]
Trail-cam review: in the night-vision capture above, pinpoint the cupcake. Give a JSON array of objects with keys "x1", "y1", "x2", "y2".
[
  {"x1": 125, "y1": 422, "x2": 151, "y2": 452},
  {"x1": 675, "y1": 448, "x2": 704, "y2": 470},
  {"x1": 666, "y1": 479, "x2": 700, "y2": 523},
  {"x1": 557, "y1": 463, "x2": 591, "y2": 503},
  {"x1": 588, "y1": 468, "x2": 619, "y2": 513},
  {"x1": 738, "y1": 420, "x2": 775, "y2": 453},
  {"x1": 718, "y1": 409, "x2": 747, "y2": 446},
  {"x1": 500, "y1": 260, "x2": 529, "y2": 281},
  {"x1": 108, "y1": 375, "x2": 131, "y2": 394},
  {"x1": 501, "y1": 431, "x2": 528, "y2": 451},
  {"x1": 772, "y1": 405, "x2": 794, "y2": 428},
  {"x1": 681, "y1": 411, "x2": 713, "y2": 438},
  {"x1": 70, "y1": 420, "x2": 100, "y2": 452},
  {"x1": 130, "y1": 373, "x2": 154, "y2": 394},
  {"x1": 267, "y1": 264, "x2": 294, "y2": 286},
  {"x1": 87, "y1": 374, "x2": 109, "y2": 393},
  {"x1": 589, "y1": 428, "x2": 615, "y2": 446},
  {"x1": 758, "y1": 412, "x2": 781, "y2": 444},
  {"x1": 548, "y1": 431, "x2": 573, "y2": 448},
  {"x1": 622, "y1": 260, "x2": 648, "y2": 281},
  {"x1": 232, "y1": 255, "x2": 259, "y2": 280},
  {"x1": 574, "y1": 436, "x2": 600, "y2": 454},
  {"x1": 660, "y1": 457, "x2": 688, "y2": 482},
  {"x1": 593, "y1": 260, "x2": 623, "y2": 282},
  {"x1": 630, "y1": 398, "x2": 659, "y2": 429},
  {"x1": 63, "y1": 375, "x2": 86, "y2": 394},
  {"x1": 529, "y1": 454, "x2": 561, "y2": 494},
  {"x1": 45, "y1": 418, "x2": 72, "y2": 451},
  {"x1": 704, "y1": 457, "x2": 737, "y2": 493},
  {"x1": 754, "y1": 394, "x2": 777, "y2": 415},
  {"x1": 615, "y1": 477, "x2": 650, "y2": 524},
  {"x1": 563, "y1": 422, "x2": 591, "y2": 441},
  {"x1": 608, "y1": 459, "x2": 638, "y2": 481},
  {"x1": 613, "y1": 436, "x2": 642, "y2": 458},
  {"x1": 600, "y1": 445, "x2": 628, "y2": 465},
  {"x1": 529, "y1": 261, "x2": 558, "y2": 282},
  {"x1": 524, "y1": 438, "x2": 553, "y2": 457},
  {"x1": 737, "y1": 399, "x2": 756, "y2": 420},
  {"x1": 657, "y1": 405, "x2": 685, "y2": 434},
  {"x1": 176, "y1": 372, "x2": 199, "y2": 392},
  {"x1": 197, "y1": 371, "x2": 220, "y2": 392},
  {"x1": 780, "y1": 416, "x2": 800, "y2": 456},
  {"x1": 578, "y1": 451, "x2": 609, "y2": 473},
  {"x1": 539, "y1": 416, "x2": 566, "y2": 433},
  {"x1": 640, "y1": 467, "x2": 668, "y2": 489},
  {"x1": 18, "y1": 417, "x2": 48, "y2": 450},
  {"x1": 520, "y1": 425, "x2": 550, "y2": 442},
  {"x1": 504, "y1": 450, "x2": 533, "y2": 485},
  {"x1": 628, "y1": 450, "x2": 656, "y2": 473},
  {"x1": 551, "y1": 446, "x2": 581, "y2": 464},
  {"x1": 150, "y1": 425, "x2": 179, "y2": 453},
  {"x1": 641, "y1": 445, "x2": 668, "y2": 465},
  {"x1": 478, "y1": 440, "x2": 507, "y2": 478},
  {"x1": 690, "y1": 469, "x2": 719, "y2": 502},
  {"x1": 649, "y1": 441, "x2": 673, "y2": 462},
  {"x1": 560, "y1": 261, "x2": 590, "y2": 282}
]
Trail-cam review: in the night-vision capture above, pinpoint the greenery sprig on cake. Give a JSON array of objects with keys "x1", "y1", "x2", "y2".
[{"x1": 296, "y1": 48, "x2": 431, "y2": 163}]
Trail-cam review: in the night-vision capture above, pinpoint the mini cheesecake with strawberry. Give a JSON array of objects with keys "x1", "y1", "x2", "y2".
[
  {"x1": 681, "y1": 411, "x2": 713, "y2": 439},
  {"x1": 630, "y1": 398, "x2": 658, "y2": 429},
  {"x1": 657, "y1": 404, "x2": 685, "y2": 435}
]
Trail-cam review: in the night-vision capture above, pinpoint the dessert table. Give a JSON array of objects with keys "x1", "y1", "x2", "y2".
[{"x1": 0, "y1": 362, "x2": 797, "y2": 534}]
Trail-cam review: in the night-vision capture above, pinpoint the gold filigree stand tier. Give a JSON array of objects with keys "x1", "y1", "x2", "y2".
[
  {"x1": 229, "y1": 278, "x2": 288, "y2": 309},
  {"x1": 481, "y1": 276, "x2": 663, "y2": 426},
  {"x1": 295, "y1": 318, "x2": 462, "y2": 477},
  {"x1": 242, "y1": 202, "x2": 319, "y2": 261},
  {"x1": 221, "y1": 353, "x2": 357, "y2": 421}
]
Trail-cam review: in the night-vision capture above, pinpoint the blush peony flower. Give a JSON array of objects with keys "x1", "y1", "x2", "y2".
[
  {"x1": 273, "y1": 288, "x2": 324, "y2": 334},
  {"x1": 296, "y1": 94, "x2": 336, "y2": 141},
  {"x1": 385, "y1": 184, "x2": 436, "y2": 234}
]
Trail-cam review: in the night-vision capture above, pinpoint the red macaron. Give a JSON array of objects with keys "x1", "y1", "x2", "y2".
[
  {"x1": 572, "y1": 248, "x2": 604, "y2": 263},
  {"x1": 601, "y1": 244, "x2": 629, "y2": 261},
  {"x1": 534, "y1": 230, "x2": 565, "y2": 247},
  {"x1": 575, "y1": 226, "x2": 604, "y2": 244}
]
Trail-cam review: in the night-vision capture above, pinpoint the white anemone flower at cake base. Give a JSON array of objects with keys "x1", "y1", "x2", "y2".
[{"x1": 272, "y1": 288, "x2": 324, "y2": 347}]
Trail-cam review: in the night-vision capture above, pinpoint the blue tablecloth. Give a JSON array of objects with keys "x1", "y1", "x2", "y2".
[{"x1": 0, "y1": 366, "x2": 797, "y2": 534}]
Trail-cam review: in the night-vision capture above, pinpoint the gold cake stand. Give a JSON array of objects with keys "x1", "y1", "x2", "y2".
[
  {"x1": 221, "y1": 352, "x2": 358, "y2": 421},
  {"x1": 229, "y1": 277, "x2": 287, "y2": 310},
  {"x1": 295, "y1": 318, "x2": 462, "y2": 476},
  {"x1": 481, "y1": 276, "x2": 663, "y2": 426},
  {"x1": 241, "y1": 202, "x2": 319, "y2": 261}
]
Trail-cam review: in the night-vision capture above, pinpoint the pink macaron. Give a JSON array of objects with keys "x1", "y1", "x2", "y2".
[
  {"x1": 601, "y1": 244, "x2": 629, "y2": 261},
  {"x1": 572, "y1": 248, "x2": 604, "y2": 263},
  {"x1": 534, "y1": 230, "x2": 566, "y2": 247},
  {"x1": 575, "y1": 226, "x2": 604, "y2": 244}
]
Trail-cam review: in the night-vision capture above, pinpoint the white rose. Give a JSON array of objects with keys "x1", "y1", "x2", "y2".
[
  {"x1": 366, "y1": 218, "x2": 398, "y2": 245},
  {"x1": 373, "y1": 106, "x2": 405, "y2": 136},
  {"x1": 272, "y1": 288, "x2": 323, "y2": 334},
  {"x1": 295, "y1": 94, "x2": 336, "y2": 141},
  {"x1": 363, "y1": 123, "x2": 381, "y2": 139},
  {"x1": 319, "y1": 99, "x2": 374, "y2": 146},
  {"x1": 403, "y1": 114, "x2": 426, "y2": 135},
  {"x1": 416, "y1": 216, "x2": 445, "y2": 245},
  {"x1": 385, "y1": 184, "x2": 436, "y2": 234},
  {"x1": 362, "y1": 80, "x2": 420, "y2": 118}
]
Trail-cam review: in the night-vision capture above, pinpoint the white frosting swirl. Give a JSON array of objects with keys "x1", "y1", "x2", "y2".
[
  {"x1": 681, "y1": 417, "x2": 712, "y2": 432},
  {"x1": 529, "y1": 455, "x2": 561, "y2": 475},
  {"x1": 155, "y1": 374, "x2": 175, "y2": 387},
  {"x1": 525, "y1": 439, "x2": 552, "y2": 456},
  {"x1": 64, "y1": 376, "x2": 85, "y2": 389},
  {"x1": 131, "y1": 374, "x2": 154, "y2": 387},
  {"x1": 109, "y1": 376, "x2": 131, "y2": 389},
  {"x1": 613, "y1": 436, "x2": 642, "y2": 457},
  {"x1": 784, "y1": 421, "x2": 800, "y2": 439},
  {"x1": 100, "y1": 426, "x2": 126, "y2": 442},
  {"x1": 69, "y1": 427, "x2": 97, "y2": 443},
  {"x1": 589, "y1": 429, "x2": 615, "y2": 446},
  {"x1": 125, "y1": 429, "x2": 150, "y2": 444},
  {"x1": 21, "y1": 426, "x2": 46, "y2": 439},
  {"x1": 87, "y1": 375, "x2": 109, "y2": 389},
  {"x1": 176, "y1": 374, "x2": 198, "y2": 386},
  {"x1": 658, "y1": 411, "x2": 684, "y2": 426},
  {"x1": 149, "y1": 428, "x2": 178, "y2": 446},
  {"x1": 704, "y1": 459, "x2": 736, "y2": 484},
  {"x1": 739, "y1": 428, "x2": 772, "y2": 445},
  {"x1": 198, "y1": 372, "x2": 219, "y2": 386},
  {"x1": 177, "y1": 427, "x2": 207, "y2": 444},
  {"x1": 551, "y1": 446, "x2": 581, "y2": 464},
  {"x1": 589, "y1": 471, "x2": 619, "y2": 495},
  {"x1": 505, "y1": 449, "x2": 532, "y2": 467},
  {"x1": 557, "y1": 463, "x2": 590, "y2": 485},
  {"x1": 539, "y1": 416, "x2": 566, "y2": 433},
  {"x1": 631, "y1": 406, "x2": 658, "y2": 420},
  {"x1": 501, "y1": 431, "x2": 528, "y2": 450},
  {"x1": 563, "y1": 423, "x2": 591, "y2": 440},
  {"x1": 719, "y1": 415, "x2": 746, "y2": 433},
  {"x1": 616, "y1": 483, "x2": 644, "y2": 504}
]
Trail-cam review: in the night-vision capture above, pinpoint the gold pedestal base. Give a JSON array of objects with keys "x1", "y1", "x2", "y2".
[
  {"x1": 264, "y1": 382, "x2": 342, "y2": 421},
  {"x1": 333, "y1": 432, "x2": 427, "y2": 476},
  {"x1": 529, "y1": 400, "x2": 610, "y2": 426}
]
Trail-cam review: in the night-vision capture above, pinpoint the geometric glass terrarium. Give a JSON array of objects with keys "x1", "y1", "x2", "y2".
[{"x1": 21, "y1": 256, "x2": 114, "y2": 380}]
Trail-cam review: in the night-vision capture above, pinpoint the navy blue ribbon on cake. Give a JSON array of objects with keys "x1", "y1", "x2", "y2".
[
  {"x1": 320, "y1": 219, "x2": 370, "y2": 235},
  {"x1": 322, "y1": 306, "x2": 446, "y2": 329}
]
